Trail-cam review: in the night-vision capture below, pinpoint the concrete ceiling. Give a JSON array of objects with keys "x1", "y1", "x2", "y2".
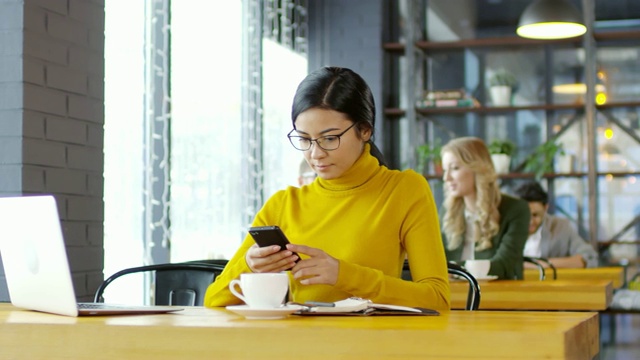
[{"x1": 476, "y1": 0, "x2": 640, "y2": 28}]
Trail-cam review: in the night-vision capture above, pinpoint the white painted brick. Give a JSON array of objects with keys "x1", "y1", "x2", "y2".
[
  {"x1": 22, "y1": 138, "x2": 66, "y2": 167},
  {"x1": 0, "y1": 3, "x2": 23, "y2": 30},
  {"x1": 0, "y1": 110, "x2": 22, "y2": 136},
  {"x1": 45, "y1": 167, "x2": 87, "y2": 194},
  {"x1": 67, "y1": 143, "x2": 102, "y2": 171},
  {"x1": 22, "y1": 165, "x2": 46, "y2": 192},
  {"x1": 0, "y1": 165, "x2": 21, "y2": 191},
  {"x1": 23, "y1": 110, "x2": 46, "y2": 138},
  {"x1": 46, "y1": 115, "x2": 87, "y2": 144},
  {"x1": 28, "y1": 0, "x2": 68, "y2": 15},
  {"x1": 0, "y1": 82, "x2": 23, "y2": 110},
  {"x1": 47, "y1": 63, "x2": 88, "y2": 94},
  {"x1": 23, "y1": 83, "x2": 67, "y2": 115},
  {"x1": 68, "y1": 94, "x2": 103, "y2": 123},
  {"x1": 23, "y1": 31, "x2": 68, "y2": 65},
  {"x1": 0, "y1": 56, "x2": 23, "y2": 82},
  {"x1": 0, "y1": 30, "x2": 22, "y2": 56},
  {"x1": 0, "y1": 137, "x2": 21, "y2": 164},
  {"x1": 23, "y1": 57, "x2": 45, "y2": 85},
  {"x1": 48, "y1": 12, "x2": 89, "y2": 46}
]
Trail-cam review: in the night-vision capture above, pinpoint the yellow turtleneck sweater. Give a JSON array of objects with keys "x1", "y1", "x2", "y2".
[{"x1": 204, "y1": 145, "x2": 450, "y2": 311}]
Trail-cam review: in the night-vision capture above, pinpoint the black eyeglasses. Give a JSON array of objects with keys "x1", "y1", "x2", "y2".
[{"x1": 287, "y1": 122, "x2": 359, "y2": 151}]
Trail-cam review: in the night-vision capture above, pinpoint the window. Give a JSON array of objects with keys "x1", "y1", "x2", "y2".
[{"x1": 104, "y1": 0, "x2": 308, "y2": 304}]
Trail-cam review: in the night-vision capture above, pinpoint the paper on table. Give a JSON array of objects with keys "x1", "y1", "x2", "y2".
[{"x1": 292, "y1": 297, "x2": 438, "y2": 316}]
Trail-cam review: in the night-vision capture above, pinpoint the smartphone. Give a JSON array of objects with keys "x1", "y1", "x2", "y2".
[{"x1": 248, "y1": 226, "x2": 299, "y2": 265}]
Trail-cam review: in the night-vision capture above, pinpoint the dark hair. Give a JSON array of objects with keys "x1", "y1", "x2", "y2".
[
  {"x1": 514, "y1": 181, "x2": 548, "y2": 204},
  {"x1": 291, "y1": 67, "x2": 386, "y2": 166}
]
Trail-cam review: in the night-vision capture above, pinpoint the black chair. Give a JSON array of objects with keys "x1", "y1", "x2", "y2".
[
  {"x1": 523, "y1": 256, "x2": 551, "y2": 280},
  {"x1": 527, "y1": 256, "x2": 557, "y2": 279},
  {"x1": 402, "y1": 260, "x2": 481, "y2": 311},
  {"x1": 94, "y1": 260, "x2": 228, "y2": 306}
]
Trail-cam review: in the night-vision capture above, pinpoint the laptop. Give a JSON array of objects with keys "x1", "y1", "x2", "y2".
[{"x1": 0, "y1": 195, "x2": 183, "y2": 316}]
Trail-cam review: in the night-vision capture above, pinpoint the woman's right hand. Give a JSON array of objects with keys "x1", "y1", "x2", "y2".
[{"x1": 245, "y1": 244, "x2": 298, "y2": 273}]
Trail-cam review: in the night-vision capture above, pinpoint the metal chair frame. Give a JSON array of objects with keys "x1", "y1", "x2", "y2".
[
  {"x1": 402, "y1": 260, "x2": 481, "y2": 311},
  {"x1": 94, "y1": 261, "x2": 227, "y2": 305},
  {"x1": 523, "y1": 256, "x2": 558, "y2": 280}
]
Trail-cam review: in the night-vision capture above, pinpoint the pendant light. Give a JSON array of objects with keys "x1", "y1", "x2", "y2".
[{"x1": 517, "y1": 0, "x2": 587, "y2": 39}]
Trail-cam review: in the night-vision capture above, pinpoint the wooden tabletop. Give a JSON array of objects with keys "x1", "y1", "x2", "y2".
[
  {"x1": 0, "y1": 303, "x2": 598, "y2": 359},
  {"x1": 524, "y1": 266, "x2": 625, "y2": 288},
  {"x1": 450, "y1": 279, "x2": 613, "y2": 311}
]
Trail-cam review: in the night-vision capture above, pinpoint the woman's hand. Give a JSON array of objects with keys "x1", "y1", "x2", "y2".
[
  {"x1": 287, "y1": 244, "x2": 339, "y2": 285},
  {"x1": 245, "y1": 244, "x2": 298, "y2": 273}
]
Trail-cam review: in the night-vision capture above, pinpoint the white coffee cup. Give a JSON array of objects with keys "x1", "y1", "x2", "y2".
[
  {"x1": 229, "y1": 272, "x2": 289, "y2": 308},
  {"x1": 464, "y1": 260, "x2": 491, "y2": 278}
]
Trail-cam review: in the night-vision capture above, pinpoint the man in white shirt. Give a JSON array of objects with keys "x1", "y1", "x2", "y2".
[{"x1": 514, "y1": 182, "x2": 598, "y2": 268}]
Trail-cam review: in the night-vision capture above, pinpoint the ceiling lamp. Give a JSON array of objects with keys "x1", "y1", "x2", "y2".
[{"x1": 517, "y1": 0, "x2": 587, "y2": 39}]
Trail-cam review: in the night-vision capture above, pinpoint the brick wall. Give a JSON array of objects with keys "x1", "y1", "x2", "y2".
[
  {"x1": 308, "y1": 0, "x2": 385, "y2": 152},
  {"x1": 0, "y1": 0, "x2": 105, "y2": 302}
]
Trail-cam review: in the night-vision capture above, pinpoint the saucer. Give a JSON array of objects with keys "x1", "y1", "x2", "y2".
[
  {"x1": 474, "y1": 275, "x2": 498, "y2": 281},
  {"x1": 226, "y1": 305, "x2": 304, "y2": 320}
]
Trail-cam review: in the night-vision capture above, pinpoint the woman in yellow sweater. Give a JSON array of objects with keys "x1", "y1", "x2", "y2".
[{"x1": 204, "y1": 67, "x2": 450, "y2": 311}]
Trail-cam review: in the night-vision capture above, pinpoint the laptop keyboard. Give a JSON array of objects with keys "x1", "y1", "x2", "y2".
[{"x1": 78, "y1": 303, "x2": 131, "y2": 310}]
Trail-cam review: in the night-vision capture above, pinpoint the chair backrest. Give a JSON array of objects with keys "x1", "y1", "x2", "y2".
[
  {"x1": 402, "y1": 260, "x2": 481, "y2": 311},
  {"x1": 94, "y1": 260, "x2": 228, "y2": 306},
  {"x1": 523, "y1": 256, "x2": 551, "y2": 280},
  {"x1": 527, "y1": 256, "x2": 557, "y2": 279},
  {"x1": 447, "y1": 262, "x2": 481, "y2": 311}
]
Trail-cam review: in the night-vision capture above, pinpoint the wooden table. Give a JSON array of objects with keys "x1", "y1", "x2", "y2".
[
  {"x1": 524, "y1": 266, "x2": 625, "y2": 289},
  {"x1": 450, "y1": 279, "x2": 613, "y2": 311},
  {"x1": 0, "y1": 303, "x2": 598, "y2": 359}
]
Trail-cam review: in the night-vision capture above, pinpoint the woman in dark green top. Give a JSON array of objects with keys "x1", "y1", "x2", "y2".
[{"x1": 440, "y1": 137, "x2": 530, "y2": 279}]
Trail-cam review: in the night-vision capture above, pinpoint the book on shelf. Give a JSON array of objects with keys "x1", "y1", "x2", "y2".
[
  {"x1": 291, "y1": 297, "x2": 439, "y2": 316},
  {"x1": 424, "y1": 88, "x2": 466, "y2": 100},
  {"x1": 416, "y1": 97, "x2": 479, "y2": 109}
]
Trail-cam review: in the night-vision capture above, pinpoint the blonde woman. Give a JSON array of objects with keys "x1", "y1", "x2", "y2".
[{"x1": 440, "y1": 137, "x2": 530, "y2": 279}]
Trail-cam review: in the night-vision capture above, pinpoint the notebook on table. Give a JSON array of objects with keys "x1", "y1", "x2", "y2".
[{"x1": 0, "y1": 195, "x2": 183, "y2": 317}]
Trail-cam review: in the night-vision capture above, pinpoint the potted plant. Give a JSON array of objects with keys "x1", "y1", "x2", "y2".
[
  {"x1": 416, "y1": 139, "x2": 443, "y2": 176},
  {"x1": 488, "y1": 68, "x2": 518, "y2": 106},
  {"x1": 524, "y1": 140, "x2": 565, "y2": 180},
  {"x1": 488, "y1": 139, "x2": 516, "y2": 174}
]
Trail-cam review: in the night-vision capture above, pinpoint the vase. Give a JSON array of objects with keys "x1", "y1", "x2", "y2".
[
  {"x1": 490, "y1": 86, "x2": 512, "y2": 107},
  {"x1": 491, "y1": 154, "x2": 511, "y2": 174},
  {"x1": 556, "y1": 154, "x2": 575, "y2": 173}
]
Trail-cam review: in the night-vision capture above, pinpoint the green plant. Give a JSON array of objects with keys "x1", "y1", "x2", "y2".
[
  {"x1": 488, "y1": 68, "x2": 518, "y2": 88},
  {"x1": 416, "y1": 139, "x2": 442, "y2": 175},
  {"x1": 524, "y1": 140, "x2": 566, "y2": 180},
  {"x1": 488, "y1": 139, "x2": 517, "y2": 156}
]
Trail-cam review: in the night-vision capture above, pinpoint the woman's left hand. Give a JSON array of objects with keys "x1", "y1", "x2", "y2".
[{"x1": 286, "y1": 244, "x2": 339, "y2": 286}]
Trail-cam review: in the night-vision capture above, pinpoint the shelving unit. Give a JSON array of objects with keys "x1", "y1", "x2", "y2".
[{"x1": 382, "y1": 1, "x2": 640, "y2": 249}]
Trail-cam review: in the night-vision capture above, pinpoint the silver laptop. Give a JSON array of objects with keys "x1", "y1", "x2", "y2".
[{"x1": 0, "y1": 195, "x2": 183, "y2": 316}]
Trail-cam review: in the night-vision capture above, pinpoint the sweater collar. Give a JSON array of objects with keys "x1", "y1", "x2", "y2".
[{"x1": 316, "y1": 143, "x2": 380, "y2": 191}]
